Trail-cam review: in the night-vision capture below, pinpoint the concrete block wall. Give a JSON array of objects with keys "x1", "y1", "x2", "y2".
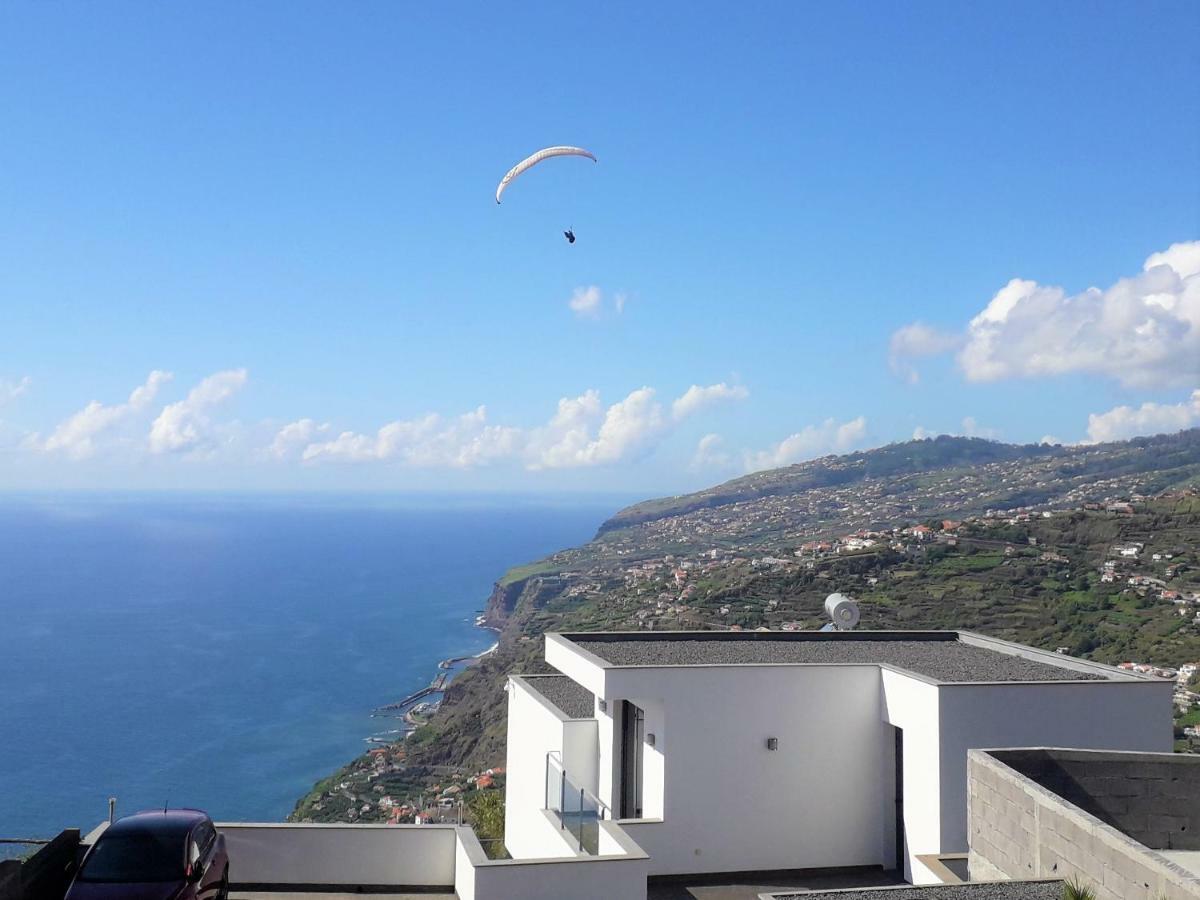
[
  {"x1": 967, "y1": 750, "x2": 1200, "y2": 900},
  {"x1": 1001, "y1": 748, "x2": 1200, "y2": 851}
]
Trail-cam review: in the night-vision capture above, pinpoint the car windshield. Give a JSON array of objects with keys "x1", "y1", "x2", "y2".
[{"x1": 79, "y1": 831, "x2": 184, "y2": 883}]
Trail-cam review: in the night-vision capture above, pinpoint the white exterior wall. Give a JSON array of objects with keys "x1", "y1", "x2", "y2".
[
  {"x1": 215, "y1": 823, "x2": 457, "y2": 887},
  {"x1": 879, "y1": 668, "x2": 942, "y2": 884},
  {"x1": 456, "y1": 822, "x2": 649, "y2": 900},
  {"x1": 935, "y1": 680, "x2": 1173, "y2": 853},
  {"x1": 602, "y1": 664, "x2": 888, "y2": 876},
  {"x1": 537, "y1": 634, "x2": 1172, "y2": 886},
  {"x1": 637, "y1": 696, "x2": 667, "y2": 820},
  {"x1": 503, "y1": 679, "x2": 586, "y2": 859},
  {"x1": 597, "y1": 695, "x2": 617, "y2": 812}
]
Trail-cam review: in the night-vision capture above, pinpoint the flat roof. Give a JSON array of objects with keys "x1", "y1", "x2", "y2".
[
  {"x1": 563, "y1": 632, "x2": 1113, "y2": 683},
  {"x1": 519, "y1": 674, "x2": 595, "y2": 719},
  {"x1": 768, "y1": 883, "x2": 1063, "y2": 900}
]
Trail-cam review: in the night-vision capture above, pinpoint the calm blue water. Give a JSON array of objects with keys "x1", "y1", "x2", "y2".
[{"x1": 0, "y1": 493, "x2": 619, "y2": 838}]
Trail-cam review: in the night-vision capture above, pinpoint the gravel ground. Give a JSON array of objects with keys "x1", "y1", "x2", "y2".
[
  {"x1": 769, "y1": 881, "x2": 1063, "y2": 900},
  {"x1": 521, "y1": 674, "x2": 595, "y2": 718},
  {"x1": 572, "y1": 638, "x2": 1105, "y2": 683}
]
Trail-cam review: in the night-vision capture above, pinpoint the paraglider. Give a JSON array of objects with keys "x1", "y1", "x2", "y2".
[
  {"x1": 496, "y1": 146, "x2": 596, "y2": 243},
  {"x1": 495, "y1": 146, "x2": 596, "y2": 204}
]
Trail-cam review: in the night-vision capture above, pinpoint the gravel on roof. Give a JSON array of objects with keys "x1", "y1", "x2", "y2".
[
  {"x1": 769, "y1": 881, "x2": 1063, "y2": 900},
  {"x1": 571, "y1": 638, "x2": 1106, "y2": 683},
  {"x1": 521, "y1": 675, "x2": 595, "y2": 718}
]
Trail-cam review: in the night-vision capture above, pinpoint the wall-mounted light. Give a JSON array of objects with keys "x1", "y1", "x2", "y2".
[
  {"x1": 766, "y1": 737, "x2": 779, "y2": 751},
  {"x1": 598, "y1": 699, "x2": 608, "y2": 713},
  {"x1": 646, "y1": 733, "x2": 656, "y2": 747}
]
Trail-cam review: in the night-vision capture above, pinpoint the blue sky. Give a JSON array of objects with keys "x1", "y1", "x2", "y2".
[{"x1": 1, "y1": 1, "x2": 1197, "y2": 492}]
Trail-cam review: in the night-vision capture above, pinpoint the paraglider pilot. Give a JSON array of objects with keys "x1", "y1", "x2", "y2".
[{"x1": 564, "y1": 229, "x2": 576, "y2": 244}]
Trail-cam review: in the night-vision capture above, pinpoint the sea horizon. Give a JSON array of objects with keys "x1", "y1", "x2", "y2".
[{"x1": 0, "y1": 491, "x2": 629, "y2": 840}]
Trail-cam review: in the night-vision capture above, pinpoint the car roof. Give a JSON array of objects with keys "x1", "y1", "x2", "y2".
[{"x1": 106, "y1": 809, "x2": 210, "y2": 836}]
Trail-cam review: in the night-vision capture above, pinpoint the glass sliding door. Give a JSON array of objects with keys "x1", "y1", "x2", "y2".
[{"x1": 620, "y1": 701, "x2": 645, "y2": 819}]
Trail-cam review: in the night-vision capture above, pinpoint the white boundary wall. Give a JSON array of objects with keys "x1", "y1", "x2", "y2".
[
  {"x1": 214, "y1": 821, "x2": 650, "y2": 900},
  {"x1": 456, "y1": 821, "x2": 649, "y2": 900},
  {"x1": 216, "y1": 822, "x2": 457, "y2": 887}
]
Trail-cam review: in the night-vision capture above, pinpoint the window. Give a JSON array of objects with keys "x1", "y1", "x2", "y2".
[
  {"x1": 79, "y1": 832, "x2": 185, "y2": 883},
  {"x1": 620, "y1": 701, "x2": 645, "y2": 818},
  {"x1": 193, "y1": 821, "x2": 216, "y2": 860}
]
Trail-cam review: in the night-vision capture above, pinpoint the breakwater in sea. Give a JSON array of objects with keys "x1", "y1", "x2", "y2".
[{"x1": 366, "y1": 632, "x2": 500, "y2": 741}]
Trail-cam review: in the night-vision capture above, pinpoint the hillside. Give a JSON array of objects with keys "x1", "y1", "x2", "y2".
[
  {"x1": 601, "y1": 431, "x2": 1200, "y2": 535},
  {"x1": 291, "y1": 428, "x2": 1200, "y2": 823},
  {"x1": 599, "y1": 436, "x2": 1058, "y2": 532}
]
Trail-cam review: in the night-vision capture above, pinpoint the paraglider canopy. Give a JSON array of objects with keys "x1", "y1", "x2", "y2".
[{"x1": 495, "y1": 146, "x2": 597, "y2": 204}]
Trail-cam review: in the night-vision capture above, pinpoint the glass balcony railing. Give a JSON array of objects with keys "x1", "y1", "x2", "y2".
[{"x1": 544, "y1": 751, "x2": 607, "y2": 855}]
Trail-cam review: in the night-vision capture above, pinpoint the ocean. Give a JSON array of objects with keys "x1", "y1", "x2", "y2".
[{"x1": 0, "y1": 492, "x2": 620, "y2": 840}]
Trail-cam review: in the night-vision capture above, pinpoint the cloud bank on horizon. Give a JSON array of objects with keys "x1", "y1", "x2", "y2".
[{"x1": 3, "y1": 239, "x2": 1197, "y2": 483}]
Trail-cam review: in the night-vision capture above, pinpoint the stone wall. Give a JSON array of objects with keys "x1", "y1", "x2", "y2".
[
  {"x1": 967, "y1": 749, "x2": 1200, "y2": 900},
  {"x1": 1000, "y1": 747, "x2": 1200, "y2": 850}
]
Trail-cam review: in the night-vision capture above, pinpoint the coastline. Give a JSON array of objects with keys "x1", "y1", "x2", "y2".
[
  {"x1": 286, "y1": 605, "x2": 512, "y2": 823},
  {"x1": 363, "y1": 617, "x2": 501, "y2": 744}
]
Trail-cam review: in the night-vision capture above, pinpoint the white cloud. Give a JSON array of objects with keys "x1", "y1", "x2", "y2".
[
  {"x1": 528, "y1": 390, "x2": 604, "y2": 469},
  {"x1": 299, "y1": 381, "x2": 744, "y2": 471},
  {"x1": 890, "y1": 240, "x2": 1200, "y2": 388},
  {"x1": 960, "y1": 416, "x2": 999, "y2": 439},
  {"x1": 910, "y1": 419, "x2": 998, "y2": 441},
  {"x1": 0, "y1": 376, "x2": 32, "y2": 407},
  {"x1": 888, "y1": 323, "x2": 961, "y2": 384},
  {"x1": 670, "y1": 382, "x2": 749, "y2": 421},
  {"x1": 268, "y1": 418, "x2": 331, "y2": 460},
  {"x1": 532, "y1": 387, "x2": 666, "y2": 468},
  {"x1": 567, "y1": 286, "x2": 629, "y2": 319},
  {"x1": 744, "y1": 416, "x2": 868, "y2": 472},
  {"x1": 1085, "y1": 389, "x2": 1200, "y2": 444},
  {"x1": 149, "y1": 369, "x2": 247, "y2": 455},
  {"x1": 691, "y1": 433, "x2": 731, "y2": 469},
  {"x1": 568, "y1": 286, "x2": 603, "y2": 318},
  {"x1": 302, "y1": 407, "x2": 522, "y2": 468},
  {"x1": 40, "y1": 371, "x2": 172, "y2": 460}
]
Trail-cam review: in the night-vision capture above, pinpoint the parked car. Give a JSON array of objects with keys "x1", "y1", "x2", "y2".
[{"x1": 65, "y1": 809, "x2": 229, "y2": 900}]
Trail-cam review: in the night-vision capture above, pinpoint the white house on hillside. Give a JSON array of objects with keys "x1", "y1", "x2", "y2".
[{"x1": 504, "y1": 629, "x2": 1172, "y2": 887}]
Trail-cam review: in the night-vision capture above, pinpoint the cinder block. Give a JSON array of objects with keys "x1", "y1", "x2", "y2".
[
  {"x1": 1103, "y1": 776, "x2": 1147, "y2": 798},
  {"x1": 1147, "y1": 813, "x2": 1188, "y2": 833}
]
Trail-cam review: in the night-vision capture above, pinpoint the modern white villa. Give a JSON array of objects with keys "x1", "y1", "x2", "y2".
[
  {"x1": 504, "y1": 629, "x2": 1174, "y2": 891},
  {"x1": 9, "y1": 628, "x2": 1189, "y2": 900}
]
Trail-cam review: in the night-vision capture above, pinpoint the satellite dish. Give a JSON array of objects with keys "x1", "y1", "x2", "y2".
[{"x1": 824, "y1": 593, "x2": 860, "y2": 631}]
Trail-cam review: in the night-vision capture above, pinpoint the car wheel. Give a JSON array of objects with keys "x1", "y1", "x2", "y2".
[{"x1": 217, "y1": 867, "x2": 229, "y2": 900}]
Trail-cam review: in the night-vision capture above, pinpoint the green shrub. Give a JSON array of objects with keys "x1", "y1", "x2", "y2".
[{"x1": 1062, "y1": 877, "x2": 1096, "y2": 900}]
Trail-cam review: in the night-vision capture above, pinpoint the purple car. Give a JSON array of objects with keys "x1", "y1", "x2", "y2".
[{"x1": 65, "y1": 809, "x2": 229, "y2": 900}]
